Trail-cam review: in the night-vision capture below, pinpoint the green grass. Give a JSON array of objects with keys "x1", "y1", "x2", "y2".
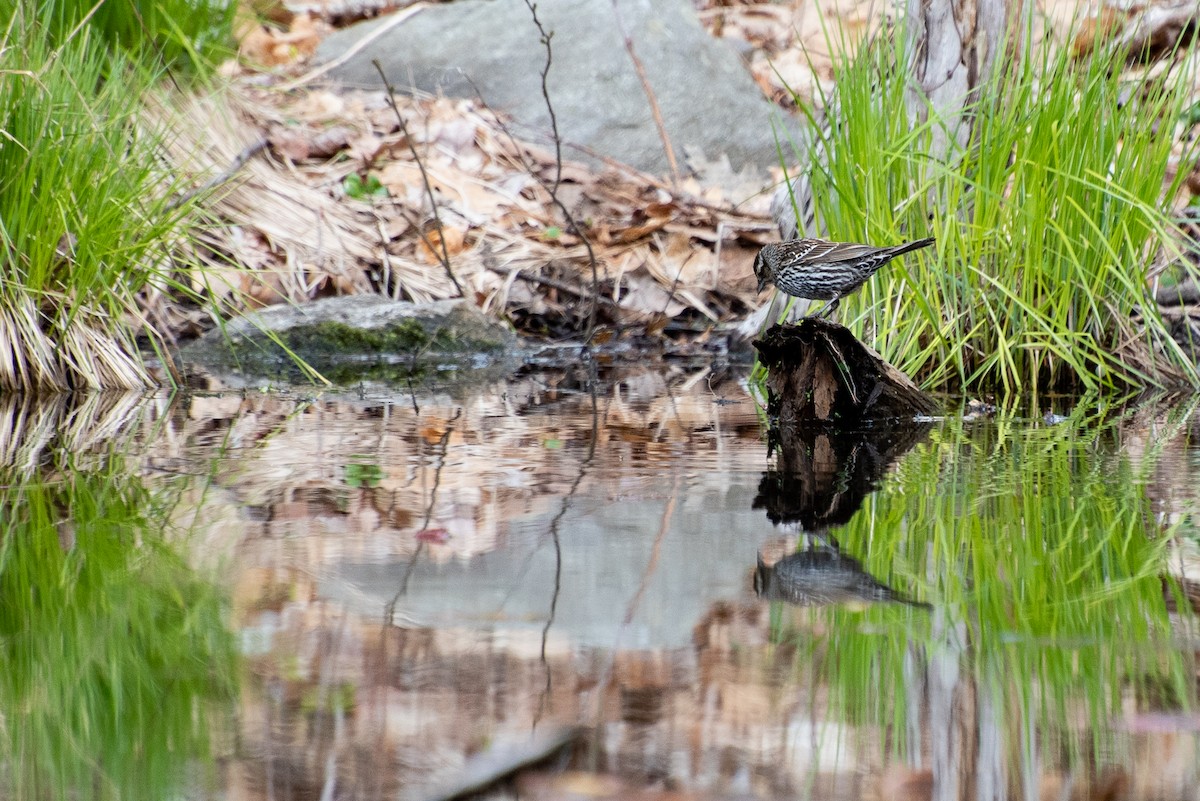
[
  {"x1": 774, "y1": 25, "x2": 1200, "y2": 394},
  {"x1": 32, "y1": 0, "x2": 235, "y2": 71},
  {"x1": 0, "y1": 3, "x2": 234, "y2": 392}
]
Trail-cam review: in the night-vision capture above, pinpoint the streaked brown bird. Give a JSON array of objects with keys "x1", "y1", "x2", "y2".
[{"x1": 754, "y1": 236, "x2": 936, "y2": 318}]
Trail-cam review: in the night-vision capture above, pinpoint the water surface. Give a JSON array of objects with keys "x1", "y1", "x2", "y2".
[{"x1": 2, "y1": 370, "x2": 1199, "y2": 800}]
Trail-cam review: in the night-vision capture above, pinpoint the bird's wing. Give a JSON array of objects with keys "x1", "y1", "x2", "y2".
[{"x1": 794, "y1": 239, "x2": 879, "y2": 262}]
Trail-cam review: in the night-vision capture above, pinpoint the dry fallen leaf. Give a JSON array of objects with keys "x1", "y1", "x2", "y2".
[
  {"x1": 311, "y1": 126, "x2": 354, "y2": 159},
  {"x1": 1071, "y1": 7, "x2": 1128, "y2": 57},
  {"x1": 616, "y1": 269, "x2": 687, "y2": 320},
  {"x1": 418, "y1": 226, "x2": 466, "y2": 264},
  {"x1": 242, "y1": 268, "x2": 289, "y2": 307},
  {"x1": 237, "y1": 13, "x2": 322, "y2": 67},
  {"x1": 268, "y1": 126, "x2": 311, "y2": 162},
  {"x1": 238, "y1": 26, "x2": 281, "y2": 67},
  {"x1": 292, "y1": 90, "x2": 346, "y2": 120}
]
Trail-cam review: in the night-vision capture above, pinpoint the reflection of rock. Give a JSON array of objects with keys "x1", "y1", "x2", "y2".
[
  {"x1": 754, "y1": 544, "x2": 929, "y2": 608},
  {"x1": 755, "y1": 423, "x2": 931, "y2": 530}
]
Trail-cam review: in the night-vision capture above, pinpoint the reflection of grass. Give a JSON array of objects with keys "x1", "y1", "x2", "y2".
[
  {"x1": 766, "y1": 403, "x2": 1194, "y2": 768},
  {"x1": 0, "y1": 457, "x2": 237, "y2": 801}
]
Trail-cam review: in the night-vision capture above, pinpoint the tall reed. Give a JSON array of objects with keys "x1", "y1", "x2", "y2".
[
  {"x1": 777, "y1": 27, "x2": 1200, "y2": 393},
  {"x1": 0, "y1": 4, "x2": 232, "y2": 391}
]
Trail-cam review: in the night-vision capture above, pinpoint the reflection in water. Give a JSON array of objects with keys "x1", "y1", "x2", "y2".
[
  {"x1": 754, "y1": 418, "x2": 932, "y2": 610},
  {"x1": 5, "y1": 381, "x2": 1200, "y2": 799},
  {"x1": 0, "y1": 394, "x2": 237, "y2": 801},
  {"x1": 757, "y1": 422, "x2": 932, "y2": 531},
  {"x1": 754, "y1": 540, "x2": 931, "y2": 608}
]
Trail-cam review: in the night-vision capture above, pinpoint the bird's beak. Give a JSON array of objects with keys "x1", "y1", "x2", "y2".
[{"x1": 757, "y1": 274, "x2": 768, "y2": 294}]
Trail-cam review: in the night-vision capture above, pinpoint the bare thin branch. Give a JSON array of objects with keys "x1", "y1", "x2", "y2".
[
  {"x1": 372, "y1": 60, "x2": 463, "y2": 297},
  {"x1": 167, "y1": 139, "x2": 268, "y2": 211},
  {"x1": 489, "y1": 263, "x2": 619, "y2": 307},
  {"x1": 520, "y1": 0, "x2": 602, "y2": 341}
]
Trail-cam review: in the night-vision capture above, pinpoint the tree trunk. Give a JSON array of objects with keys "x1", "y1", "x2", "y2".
[{"x1": 906, "y1": 0, "x2": 1026, "y2": 153}]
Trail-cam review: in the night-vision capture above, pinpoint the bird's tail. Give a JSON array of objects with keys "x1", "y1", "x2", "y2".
[{"x1": 889, "y1": 237, "x2": 936, "y2": 258}]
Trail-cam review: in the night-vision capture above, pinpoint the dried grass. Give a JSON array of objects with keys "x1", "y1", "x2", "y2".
[{"x1": 0, "y1": 304, "x2": 152, "y2": 393}]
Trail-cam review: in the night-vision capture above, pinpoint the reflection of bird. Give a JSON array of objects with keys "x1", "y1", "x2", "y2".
[
  {"x1": 754, "y1": 548, "x2": 930, "y2": 609},
  {"x1": 753, "y1": 237, "x2": 936, "y2": 319}
]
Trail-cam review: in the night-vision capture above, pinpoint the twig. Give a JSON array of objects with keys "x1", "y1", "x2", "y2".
[
  {"x1": 521, "y1": 0, "x2": 602, "y2": 341},
  {"x1": 166, "y1": 139, "x2": 268, "y2": 211},
  {"x1": 372, "y1": 60, "x2": 463, "y2": 297},
  {"x1": 609, "y1": 0, "x2": 681, "y2": 189},
  {"x1": 386, "y1": 201, "x2": 463, "y2": 299},
  {"x1": 489, "y1": 263, "x2": 619, "y2": 307}
]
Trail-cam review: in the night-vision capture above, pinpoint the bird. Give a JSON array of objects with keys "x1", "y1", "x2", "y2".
[{"x1": 753, "y1": 236, "x2": 936, "y2": 319}]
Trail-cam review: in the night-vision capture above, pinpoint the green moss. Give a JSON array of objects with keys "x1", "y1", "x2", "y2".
[
  {"x1": 275, "y1": 317, "x2": 508, "y2": 358},
  {"x1": 195, "y1": 306, "x2": 519, "y2": 388},
  {"x1": 283, "y1": 319, "x2": 433, "y2": 355}
]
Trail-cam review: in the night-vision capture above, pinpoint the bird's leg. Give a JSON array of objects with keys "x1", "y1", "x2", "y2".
[{"x1": 818, "y1": 297, "x2": 841, "y2": 319}]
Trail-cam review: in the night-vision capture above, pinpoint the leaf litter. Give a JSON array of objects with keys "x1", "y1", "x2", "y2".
[{"x1": 159, "y1": 42, "x2": 781, "y2": 348}]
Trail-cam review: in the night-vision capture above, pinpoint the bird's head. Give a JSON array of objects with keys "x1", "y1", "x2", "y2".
[{"x1": 753, "y1": 248, "x2": 771, "y2": 294}]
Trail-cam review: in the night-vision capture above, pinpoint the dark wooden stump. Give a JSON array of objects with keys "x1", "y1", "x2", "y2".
[{"x1": 753, "y1": 318, "x2": 937, "y2": 426}]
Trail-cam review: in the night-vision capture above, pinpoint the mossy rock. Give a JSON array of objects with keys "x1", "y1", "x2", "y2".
[{"x1": 180, "y1": 296, "x2": 521, "y2": 386}]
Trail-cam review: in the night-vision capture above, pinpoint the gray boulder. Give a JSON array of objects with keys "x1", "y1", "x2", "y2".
[{"x1": 316, "y1": 0, "x2": 799, "y2": 178}]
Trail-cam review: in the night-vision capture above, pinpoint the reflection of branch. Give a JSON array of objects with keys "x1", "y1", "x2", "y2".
[
  {"x1": 372, "y1": 60, "x2": 464, "y2": 297},
  {"x1": 587, "y1": 466, "x2": 679, "y2": 730},
  {"x1": 520, "y1": 0, "x2": 602, "y2": 341},
  {"x1": 386, "y1": 409, "x2": 461, "y2": 620},
  {"x1": 417, "y1": 408, "x2": 460, "y2": 527},
  {"x1": 534, "y1": 357, "x2": 599, "y2": 725},
  {"x1": 609, "y1": 0, "x2": 680, "y2": 188},
  {"x1": 622, "y1": 474, "x2": 679, "y2": 625}
]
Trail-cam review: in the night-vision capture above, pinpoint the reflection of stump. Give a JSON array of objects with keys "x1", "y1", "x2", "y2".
[
  {"x1": 754, "y1": 423, "x2": 932, "y2": 529},
  {"x1": 754, "y1": 319, "x2": 937, "y2": 425}
]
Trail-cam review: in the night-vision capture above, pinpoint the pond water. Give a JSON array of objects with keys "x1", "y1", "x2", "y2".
[{"x1": 3, "y1": 366, "x2": 1200, "y2": 801}]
